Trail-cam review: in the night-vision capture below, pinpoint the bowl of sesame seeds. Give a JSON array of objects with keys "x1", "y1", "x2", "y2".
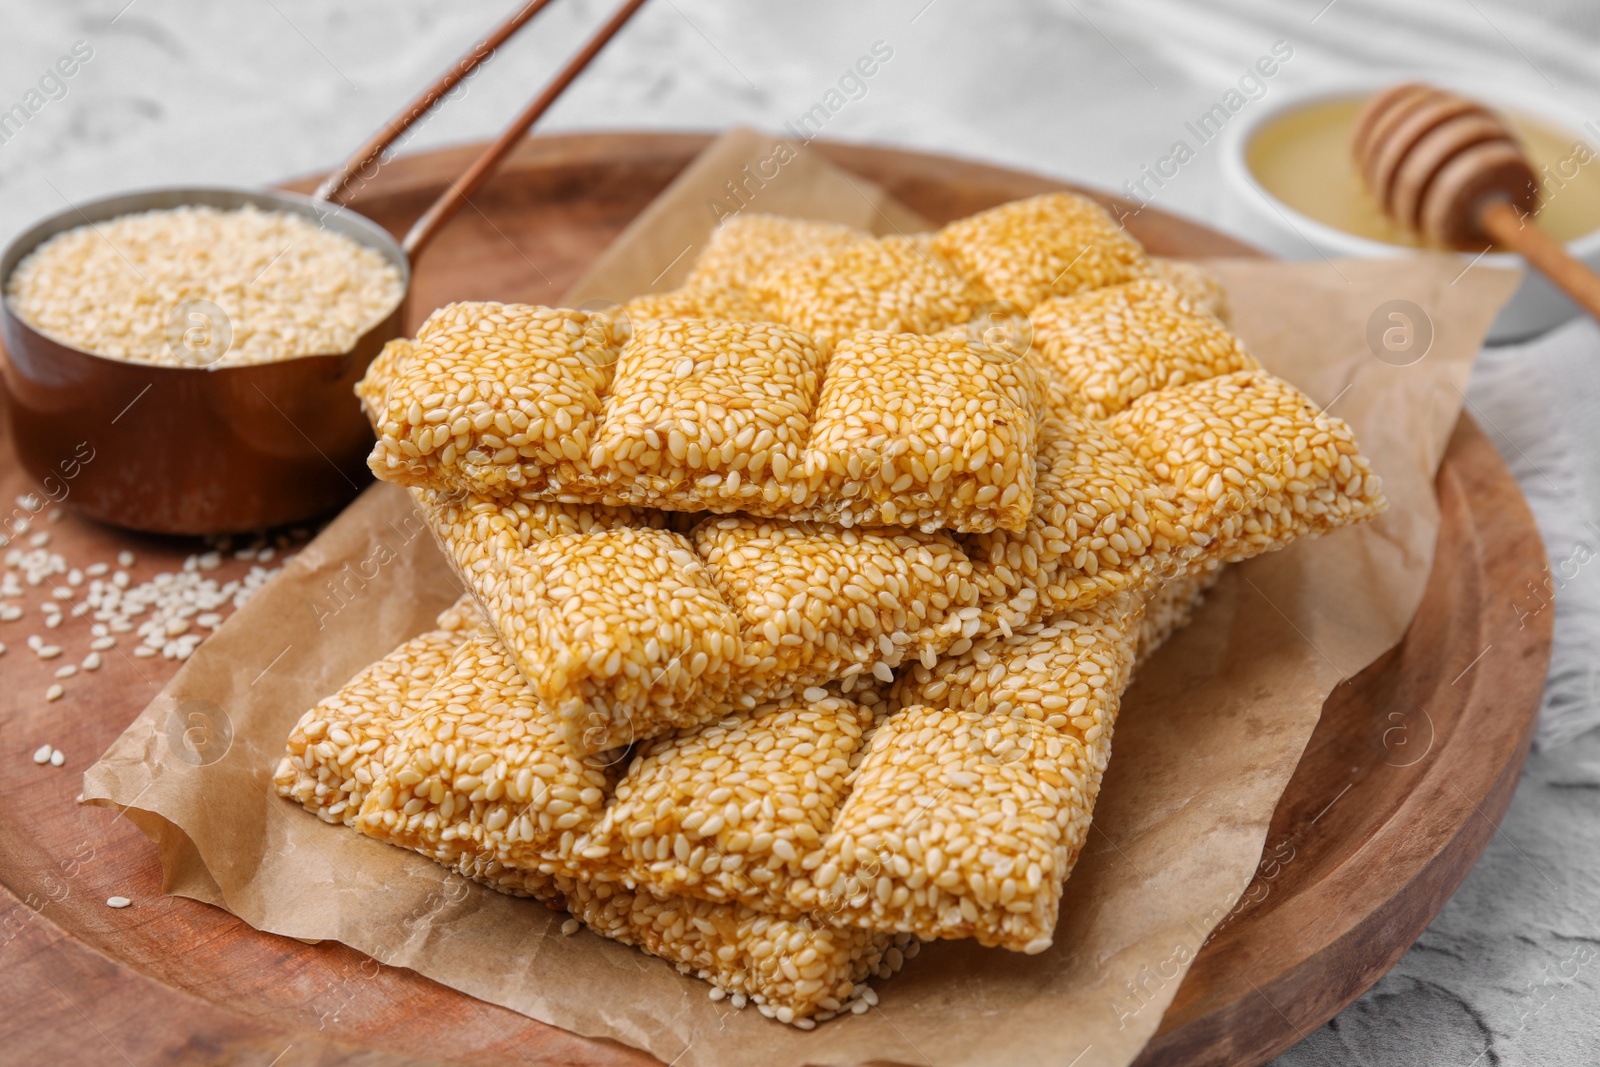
[{"x1": 0, "y1": 186, "x2": 409, "y2": 535}]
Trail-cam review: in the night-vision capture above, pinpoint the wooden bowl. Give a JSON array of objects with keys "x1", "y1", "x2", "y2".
[
  {"x1": 0, "y1": 186, "x2": 408, "y2": 535},
  {"x1": 0, "y1": 133, "x2": 1551, "y2": 1067}
]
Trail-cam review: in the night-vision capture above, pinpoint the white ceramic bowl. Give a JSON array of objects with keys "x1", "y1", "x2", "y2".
[{"x1": 1219, "y1": 75, "x2": 1600, "y2": 342}]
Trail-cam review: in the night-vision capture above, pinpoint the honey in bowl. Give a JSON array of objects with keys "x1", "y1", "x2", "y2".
[{"x1": 1247, "y1": 96, "x2": 1600, "y2": 249}]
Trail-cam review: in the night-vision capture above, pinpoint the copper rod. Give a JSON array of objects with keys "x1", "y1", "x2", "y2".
[
  {"x1": 314, "y1": 0, "x2": 561, "y2": 204},
  {"x1": 402, "y1": 0, "x2": 652, "y2": 258}
]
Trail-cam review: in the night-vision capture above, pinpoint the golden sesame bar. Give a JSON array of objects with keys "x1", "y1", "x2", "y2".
[
  {"x1": 588, "y1": 319, "x2": 826, "y2": 510},
  {"x1": 493, "y1": 526, "x2": 749, "y2": 755},
  {"x1": 272, "y1": 595, "x2": 480, "y2": 825},
  {"x1": 801, "y1": 330, "x2": 1041, "y2": 531},
  {"x1": 816, "y1": 599, "x2": 1139, "y2": 952},
  {"x1": 960, "y1": 401, "x2": 1187, "y2": 637},
  {"x1": 753, "y1": 235, "x2": 991, "y2": 345},
  {"x1": 277, "y1": 628, "x2": 908, "y2": 1022},
  {"x1": 690, "y1": 517, "x2": 982, "y2": 685},
  {"x1": 1109, "y1": 369, "x2": 1388, "y2": 563},
  {"x1": 356, "y1": 337, "x2": 417, "y2": 420},
  {"x1": 354, "y1": 631, "x2": 616, "y2": 866},
  {"x1": 585, "y1": 694, "x2": 880, "y2": 906},
  {"x1": 929, "y1": 192, "x2": 1148, "y2": 311},
  {"x1": 1141, "y1": 257, "x2": 1230, "y2": 323},
  {"x1": 366, "y1": 307, "x2": 1042, "y2": 535},
  {"x1": 621, "y1": 284, "x2": 767, "y2": 327},
  {"x1": 685, "y1": 214, "x2": 868, "y2": 293},
  {"x1": 1030, "y1": 278, "x2": 1257, "y2": 420},
  {"x1": 423, "y1": 488, "x2": 991, "y2": 754},
  {"x1": 558, "y1": 875, "x2": 912, "y2": 1022},
  {"x1": 366, "y1": 302, "x2": 621, "y2": 497}
]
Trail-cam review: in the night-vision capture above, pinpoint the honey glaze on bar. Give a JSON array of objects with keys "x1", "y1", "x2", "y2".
[{"x1": 1247, "y1": 97, "x2": 1600, "y2": 249}]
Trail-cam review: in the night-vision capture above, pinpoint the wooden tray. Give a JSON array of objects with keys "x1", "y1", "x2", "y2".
[{"x1": 0, "y1": 133, "x2": 1552, "y2": 1067}]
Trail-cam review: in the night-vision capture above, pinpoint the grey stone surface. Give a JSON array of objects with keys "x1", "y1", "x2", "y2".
[{"x1": 3, "y1": 1, "x2": 1598, "y2": 1063}]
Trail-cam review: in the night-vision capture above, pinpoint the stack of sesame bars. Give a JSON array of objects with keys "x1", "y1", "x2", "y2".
[{"x1": 274, "y1": 192, "x2": 1387, "y2": 1025}]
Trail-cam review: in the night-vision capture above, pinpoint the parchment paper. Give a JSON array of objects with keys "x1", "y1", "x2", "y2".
[{"x1": 83, "y1": 129, "x2": 1521, "y2": 1067}]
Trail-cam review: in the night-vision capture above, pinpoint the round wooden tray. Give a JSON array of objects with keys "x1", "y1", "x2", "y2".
[{"x1": 0, "y1": 133, "x2": 1552, "y2": 1066}]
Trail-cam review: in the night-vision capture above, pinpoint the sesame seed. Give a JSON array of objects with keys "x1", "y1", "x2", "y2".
[
  {"x1": 106, "y1": 896, "x2": 132, "y2": 909},
  {"x1": 45, "y1": 684, "x2": 64, "y2": 702},
  {"x1": 117, "y1": 551, "x2": 135, "y2": 568},
  {"x1": 54, "y1": 664, "x2": 77, "y2": 679},
  {"x1": 32, "y1": 744, "x2": 52, "y2": 764},
  {"x1": 5, "y1": 205, "x2": 404, "y2": 368},
  {"x1": 49, "y1": 749, "x2": 64, "y2": 767},
  {"x1": 561, "y1": 918, "x2": 580, "y2": 936}
]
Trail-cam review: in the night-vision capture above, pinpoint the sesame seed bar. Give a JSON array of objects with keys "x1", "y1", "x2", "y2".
[
  {"x1": 557, "y1": 876, "x2": 911, "y2": 1022},
  {"x1": 753, "y1": 235, "x2": 992, "y2": 346},
  {"x1": 1108, "y1": 369, "x2": 1387, "y2": 563},
  {"x1": 423, "y1": 486, "x2": 989, "y2": 754},
  {"x1": 690, "y1": 517, "x2": 982, "y2": 685},
  {"x1": 814, "y1": 599, "x2": 1140, "y2": 952},
  {"x1": 364, "y1": 306, "x2": 1043, "y2": 535},
  {"x1": 355, "y1": 630, "x2": 616, "y2": 866},
  {"x1": 929, "y1": 193, "x2": 1148, "y2": 311},
  {"x1": 585, "y1": 694, "x2": 881, "y2": 905},
  {"x1": 588, "y1": 318, "x2": 827, "y2": 510},
  {"x1": 277, "y1": 621, "x2": 909, "y2": 1021},
  {"x1": 366, "y1": 303, "x2": 621, "y2": 497},
  {"x1": 272, "y1": 595, "x2": 481, "y2": 825},
  {"x1": 801, "y1": 331, "x2": 1042, "y2": 531},
  {"x1": 1141, "y1": 257, "x2": 1231, "y2": 323},
  {"x1": 960, "y1": 398, "x2": 1186, "y2": 636},
  {"x1": 620, "y1": 284, "x2": 767, "y2": 328},
  {"x1": 1030, "y1": 278, "x2": 1258, "y2": 420},
  {"x1": 685, "y1": 214, "x2": 868, "y2": 293}
]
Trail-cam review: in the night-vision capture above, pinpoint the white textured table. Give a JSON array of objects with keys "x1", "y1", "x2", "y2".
[{"x1": 4, "y1": 1, "x2": 1599, "y2": 1063}]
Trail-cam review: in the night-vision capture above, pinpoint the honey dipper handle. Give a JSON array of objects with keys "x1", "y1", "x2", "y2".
[{"x1": 1479, "y1": 198, "x2": 1600, "y2": 323}]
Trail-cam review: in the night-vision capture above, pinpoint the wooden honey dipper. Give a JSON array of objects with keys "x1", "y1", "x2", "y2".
[{"x1": 1353, "y1": 82, "x2": 1600, "y2": 320}]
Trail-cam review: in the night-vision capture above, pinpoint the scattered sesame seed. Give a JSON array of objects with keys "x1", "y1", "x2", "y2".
[
  {"x1": 47, "y1": 509, "x2": 64, "y2": 523},
  {"x1": 117, "y1": 551, "x2": 135, "y2": 568},
  {"x1": 32, "y1": 744, "x2": 52, "y2": 765},
  {"x1": 0, "y1": 604, "x2": 20, "y2": 621},
  {"x1": 560, "y1": 918, "x2": 580, "y2": 936},
  {"x1": 85, "y1": 562, "x2": 109, "y2": 577},
  {"x1": 26, "y1": 635, "x2": 42, "y2": 651},
  {"x1": 49, "y1": 749, "x2": 64, "y2": 767},
  {"x1": 45, "y1": 684, "x2": 64, "y2": 702},
  {"x1": 29, "y1": 532, "x2": 49, "y2": 548},
  {"x1": 106, "y1": 896, "x2": 132, "y2": 909},
  {"x1": 37, "y1": 645, "x2": 62, "y2": 659},
  {"x1": 54, "y1": 664, "x2": 77, "y2": 679},
  {"x1": 133, "y1": 646, "x2": 156, "y2": 658},
  {"x1": 82, "y1": 652, "x2": 102, "y2": 671}
]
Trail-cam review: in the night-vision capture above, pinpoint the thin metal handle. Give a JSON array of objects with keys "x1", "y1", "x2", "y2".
[
  {"x1": 402, "y1": 0, "x2": 653, "y2": 259},
  {"x1": 314, "y1": 0, "x2": 561, "y2": 205}
]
